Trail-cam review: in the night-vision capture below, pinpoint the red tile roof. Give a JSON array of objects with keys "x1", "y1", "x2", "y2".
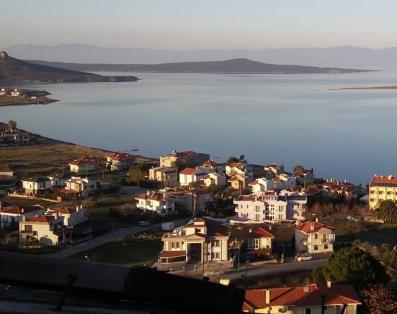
[
  {"x1": 371, "y1": 175, "x2": 397, "y2": 186},
  {"x1": 202, "y1": 160, "x2": 220, "y2": 167},
  {"x1": 1, "y1": 205, "x2": 43, "y2": 215},
  {"x1": 243, "y1": 284, "x2": 360, "y2": 311},
  {"x1": 25, "y1": 215, "x2": 56, "y2": 223},
  {"x1": 106, "y1": 152, "x2": 135, "y2": 161},
  {"x1": 52, "y1": 207, "x2": 76, "y2": 215},
  {"x1": 179, "y1": 168, "x2": 197, "y2": 175},
  {"x1": 297, "y1": 221, "x2": 333, "y2": 234},
  {"x1": 253, "y1": 227, "x2": 275, "y2": 238},
  {"x1": 70, "y1": 156, "x2": 98, "y2": 166}
]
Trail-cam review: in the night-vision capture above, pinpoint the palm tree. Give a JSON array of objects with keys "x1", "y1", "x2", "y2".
[{"x1": 377, "y1": 200, "x2": 397, "y2": 224}]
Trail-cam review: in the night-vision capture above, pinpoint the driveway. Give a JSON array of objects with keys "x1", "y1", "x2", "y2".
[{"x1": 48, "y1": 218, "x2": 189, "y2": 258}]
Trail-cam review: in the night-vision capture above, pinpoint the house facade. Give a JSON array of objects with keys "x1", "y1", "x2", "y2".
[
  {"x1": 295, "y1": 220, "x2": 335, "y2": 255},
  {"x1": 47, "y1": 205, "x2": 87, "y2": 227},
  {"x1": 201, "y1": 172, "x2": 227, "y2": 187},
  {"x1": 243, "y1": 283, "x2": 361, "y2": 314},
  {"x1": 22, "y1": 176, "x2": 53, "y2": 196},
  {"x1": 148, "y1": 166, "x2": 178, "y2": 187},
  {"x1": 68, "y1": 157, "x2": 99, "y2": 174},
  {"x1": 369, "y1": 175, "x2": 397, "y2": 210},
  {"x1": 179, "y1": 167, "x2": 211, "y2": 186},
  {"x1": 159, "y1": 218, "x2": 229, "y2": 265},
  {"x1": 0, "y1": 205, "x2": 44, "y2": 229},
  {"x1": 250, "y1": 174, "x2": 296, "y2": 193},
  {"x1": 19, "y1": 215, "x2": 64, "y2": 246},
  {"x1": 135, "y1": 191, "x2": 175, "y2": 215},
  {"x1": 106, "y1": 153, "x2": 135, "y2": 171},
  {"x1": 63, "y1": 176, "x2": 97, "y2": 197}
]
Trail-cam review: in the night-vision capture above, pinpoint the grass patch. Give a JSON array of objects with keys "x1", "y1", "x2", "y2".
[
  {"x1": 70, "y1": 236, "x2": 163, "y2": 266},
  {"x1": 233, "y1": 270, "x2": 312, "y2": 290}
]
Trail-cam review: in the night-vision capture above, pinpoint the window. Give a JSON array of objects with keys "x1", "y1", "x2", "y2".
[
  {"x1": 324, "y1": 244, "x2": 328, "y2": 250},
  {"x1": 314, "y1": 234, "x2": 318, "y2": 240},
  {"x1": 24, "y1": 225, "x2": 33, "y2": 232},
  {"x1": 305, "y1": 309, "x2": 312, "y2": 314},
  {"x1": 213, "y1": 240, "x2": 220, "y2": 247},
  {"x1": 314, "y1": 245, "x2": 318, "y2": 251}
]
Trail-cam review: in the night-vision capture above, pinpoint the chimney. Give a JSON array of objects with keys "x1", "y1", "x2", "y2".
[
  {"x1": 326, "y1": 280, "x2": 332, "y2": 288},
  {"x1": 265, "y1": 289, "x2": 270, "y2": 304},
  {"x1": 315, "y1": 217, "x2": 319, "y2": 223},
  {"x1": 310, "y1": 224, "x2": 315, "y2": 231},
  {"x1": 303, "y1": 286, "x2": 310, "y2": 293},
  {"x1": 76, "y1": 205, "x2": 79, "y2": 212},
  {"x1": 146, "y1": 191, "x2": 150, "y2": 195}
]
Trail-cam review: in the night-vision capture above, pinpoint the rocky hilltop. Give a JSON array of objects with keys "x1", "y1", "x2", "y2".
[{"x1": 0, "y1": 51, "x2": 137, "y2": 84}]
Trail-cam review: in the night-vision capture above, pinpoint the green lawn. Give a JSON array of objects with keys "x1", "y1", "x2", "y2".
[
  {"x1": 336, "y1": 224, "x2": 397, "y2": 245},
  {"x1": 70, "y1": 236, "x2": 163, "y2": 266}
]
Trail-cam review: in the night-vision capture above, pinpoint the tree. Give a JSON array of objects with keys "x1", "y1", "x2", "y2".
[
  {"x1": 377, "y1": 200, "x2": 397, "y2": 224},
  {"x1": 226, "y1": 156, "x2": 240, "y2": 165},
  {"x1": 129, "y1": 165, "x2": 144, "y2": 185},
  {"x1": 7, "y1": 120, "x2": 16, "y2": 130},
  {"x1": 311, "y1": 246, "x2": 389, "y2": 288},
  {"x1": 360, "y1": 284, "x2": 397, "y2": 314}
]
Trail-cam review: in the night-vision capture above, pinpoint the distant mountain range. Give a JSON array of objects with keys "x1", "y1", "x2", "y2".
[
  {"x1": 6, "y1": 43, "x2": 397, "y2": 68},
  {"x1": 28, "y1": 58, "x2": 367, "y2": 74},
  {"x1": 0, "y1": 51, "x2": 137, "y2": 84}
]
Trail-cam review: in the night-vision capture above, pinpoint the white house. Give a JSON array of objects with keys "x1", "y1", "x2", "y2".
[
  {"x1": 47, "y1": 205, "x2": 87, "y2": 227},
  {"x1": 0, "y1": 205, "x2": 44, "y2": 229},
  {"x1": 63, "y1": 176, "x2": 97, "y2": 197},
  {"x1": 201, "y1": 172, "x2": 227, "y2": 187},
  {"x1": 135, "y1": 191, "x2": 175, "y2": 215},
  {"x1": 68, "y1": 157, "x2": 99, "y2": 174},
  {"x1": 106, "y1": 153, "x2": 135, "y2": 171},
  {"x1": 22, "y1": 176, "x2": 53, "y2": 196},
  {"x1": 19, "y1": 214, "x2": 64, "y2": 246},
  {"x1": 159, "y1": 217, "x2": 229, "y2": 265},
  {"x1": 295, "y1": 220, "x2": 335, "y2": 255},
  {"x1": 249, "y1": 174, "x2": 296, "y2": 193},
  {"x1": 179, "y1": 167, "x2": 211, "y2": 186}
]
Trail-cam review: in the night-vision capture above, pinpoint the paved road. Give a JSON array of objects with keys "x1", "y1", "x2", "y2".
[
  {"x1": 48, "y1": 218, "x2": 189, "y2": 258},
  {"x1": 222, "y1": 258, "x2": 326, "y2": 280}
]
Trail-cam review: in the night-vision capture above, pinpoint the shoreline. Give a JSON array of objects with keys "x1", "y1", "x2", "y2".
[
  {"x1": 0, "y1": 98, "x2": 58, "y2": 107},
  {"x1": 333, "y1": 85, "x2": 397, "y2": 90}
]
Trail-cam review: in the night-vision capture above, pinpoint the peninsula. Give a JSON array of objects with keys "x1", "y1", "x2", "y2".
[
  {"x1": 0, "y1": 88, "x2": 57, "y2": 107},
  {"x1": 29, "y1": 58, "x2": 369, "y2": 74},
  {"x1": 0, "y1": 51, "x2": 138, "y2": 84}
]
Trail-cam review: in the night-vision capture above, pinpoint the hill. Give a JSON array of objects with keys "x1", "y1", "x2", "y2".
[
  {"x1": 6, "y1": 43, "x2": 394, "y2": 68},
  {"x1": 0, "y1": 51, "x2": 137, "y2": 84},
  {"x1": 28, "y1": 58, "x2": 368, "y2": 74}
]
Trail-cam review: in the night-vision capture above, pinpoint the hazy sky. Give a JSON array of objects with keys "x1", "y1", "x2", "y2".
[{"x1": 2, "y1": 0, "x2": 397, "y2": 49}]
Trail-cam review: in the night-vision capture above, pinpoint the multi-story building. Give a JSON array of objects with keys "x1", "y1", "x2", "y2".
[
  {"x1": 234, "y1": 190, "x2": 307, "y2": 223},
  {"x1": 21, "y1": 176, "x2": 53, "y2": 196},
  {"x1": 106, "y1": 153, "x2": 135, "y2": 171},
  {"x1": 295, "y1": 220, "x2": 335, "y2": 255},
  {"x1": 243, "y1": 283, "x2": 361, "y2": 314},
  {"x1": 160, "y1": 150, "x2": 210, "y2": 168},
  {"x1": 148, "y1": 166, "x2": 178, "y2": 187},
  {"x1": 369, "y1": 175, "x2": 397, "y2": 210},
  {"x1": 159, "y1": 218, "x2": 229, "y2": 265}
]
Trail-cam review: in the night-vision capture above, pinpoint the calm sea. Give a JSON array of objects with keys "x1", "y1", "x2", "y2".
[{"x1": 1, "y1": 71, "x2": 397, "y2": 185}]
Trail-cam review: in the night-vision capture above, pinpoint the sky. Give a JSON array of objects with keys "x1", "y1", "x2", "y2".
[{"x1": 2, "y1": 0, "x2": 397, "y2": 49}]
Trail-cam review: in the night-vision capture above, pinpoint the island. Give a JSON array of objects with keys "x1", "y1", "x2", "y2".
[
  {"x1": 335, "y1": 85, "x2": 397, "y2": 90},
  {"x1": 0, "y1": 51, "x2": 138, "y2": 84},
  {"x1": 29, "y1": 57, "x2": 370, "y2": 74}
]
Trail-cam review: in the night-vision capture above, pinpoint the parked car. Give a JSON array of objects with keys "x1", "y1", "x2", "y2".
[{"x1": 296, "y1": 254, "x2": 312, "y2": 262}]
